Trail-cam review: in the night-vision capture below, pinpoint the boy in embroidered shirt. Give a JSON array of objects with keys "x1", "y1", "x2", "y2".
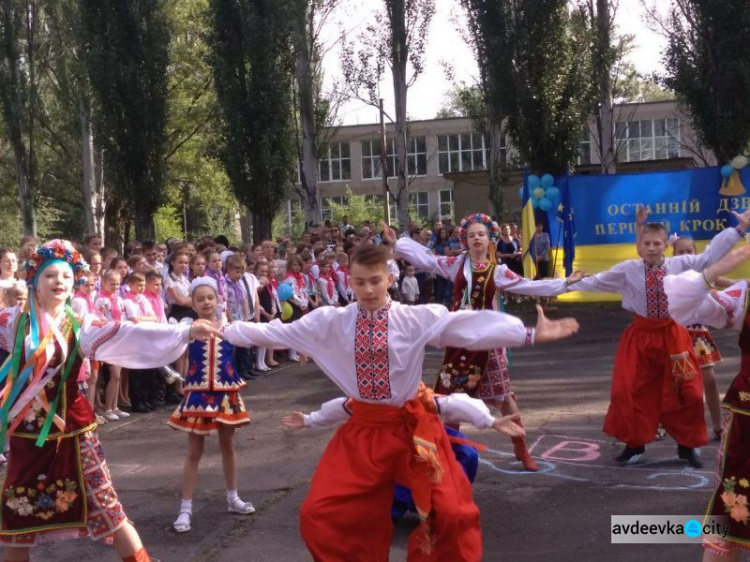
[
  {"x1": 223, "y1": 244, "x2": 579, "y2": 561},
  {"x1": 225, "y1": 254, "x2": 253, "y2": 380},
  {"x1": 566, "y1": 209, "x2": 750, "y2": 467}
]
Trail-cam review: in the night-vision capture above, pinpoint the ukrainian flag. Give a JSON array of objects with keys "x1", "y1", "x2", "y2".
[{"x1": 521, "y1": 171, "x2": 537, "y2": 279}]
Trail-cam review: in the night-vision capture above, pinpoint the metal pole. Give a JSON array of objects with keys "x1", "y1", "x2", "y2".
[{"x1": 379, "y1": 98, "x2": 391, "y2": 226}]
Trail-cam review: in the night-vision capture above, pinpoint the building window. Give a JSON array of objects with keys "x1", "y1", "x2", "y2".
[
  {"x1": 438, "y1": 133, "x2": 487, "y2": 174},
  {"x1": 578, "y1": 127, "x2": 592, "y2": 165},
  {"x1": 410, "y1": 191, "x2": 430, "y2": 219},
  {"x1": 616, "y1": 119, "x2": 680, "y2": 163},
  {"x1": 439, "y1": 189, "x2": 454, "y2": 220},
  {"x1": 321, "y1": 195, "x2": 346, "y2": 222},
  {"x1": 319, "y1": 142, "x2": 351, "y2": 182},
  {"x1": 361, "y1": 137, "x2": 427, "y2": 179}
]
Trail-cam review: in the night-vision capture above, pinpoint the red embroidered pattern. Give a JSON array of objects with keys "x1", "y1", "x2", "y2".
[
  {"x1": 88, "y1": 323, "x2": 121, "y2": 360},
  {"x1": 354, "y1": 303, "x2": 391, "y2": 400},
  {"x1": 644, "y1": 263, "x2": 669, "y2": 319}
]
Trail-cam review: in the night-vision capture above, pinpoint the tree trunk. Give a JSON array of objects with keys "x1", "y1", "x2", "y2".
[
  {"x1": 389, "y1": 1, "x2": 410, "y2": 229},
  {"x1": 14, "y1": 151, "x2": 36, "y2": 236},
  {"x1": 134, "y1": 196, "x2": 155, "y2": 241},
  {"x1": 80, "y1": 97, "x2": 99, "y2": 235},
  {"x1": 252, "y1": 210, "x2": 272, "y2": 245},
  {"x1": 94, "y1": 144, "x2": 106, "y2": 238},
  {"x1": 596, "y1": 0, "x2": 615, "y2": 174},
  {"x1": 295, "y1": 2, "x2": 319, "y2": 229}
]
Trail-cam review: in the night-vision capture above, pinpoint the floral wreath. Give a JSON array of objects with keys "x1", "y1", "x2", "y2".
[
  {"x1": 24, "y1": 239, "x2": 89, "y2": 287},
  {"x1": 458, "y1": 213, "x2": 500, "y2": 249}
]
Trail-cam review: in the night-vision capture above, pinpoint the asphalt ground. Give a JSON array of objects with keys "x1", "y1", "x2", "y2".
[{"x1": 21, "y1": 303, "x2": 743, "y2": 562}]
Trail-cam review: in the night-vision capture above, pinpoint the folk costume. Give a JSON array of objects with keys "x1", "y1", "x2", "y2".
[
  {"x1": 223, "y1": 299, "x2": 539, "y2": 561},
  {"x1": 663, "y1": 269, "x2": 750, "y2": 555},
  {"x1": 168, "y1": 280, "x2": 249, "y2": 435},
  {"x1": 566, "y1": 225, "x2": 743, "y2": 462},
  {"x1": 395, "y1": 214, "x2": 567, "y2": 471},
  {"x1": 0, "y1": 240, "x2": 193, "y2": 561}
]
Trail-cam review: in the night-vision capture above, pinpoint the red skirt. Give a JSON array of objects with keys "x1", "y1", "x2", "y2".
[{"x1": 603, "y1": 315, "x2": 706, "y2": 448}]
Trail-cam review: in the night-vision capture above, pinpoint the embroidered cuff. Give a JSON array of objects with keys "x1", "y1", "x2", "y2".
[
  {"x1": 524, "y1": 328, "x2": 535, "y2": 346},
  {"x1": 735, "y1": 224, "x2": 745, "y2": 237}
]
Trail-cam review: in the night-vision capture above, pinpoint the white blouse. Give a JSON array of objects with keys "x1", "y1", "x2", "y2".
[
  {"x1": 223, "y1": 301, "x2": 534, "y2": 407},
  {"x1": 566, "y1": 226, "x2": 742, "y2": 318},
  {"x1": 664, "y1": 270, "x2": 748, "y2": 331},
  {"x1": 303, "y1": 392, "x2": 495, "y2": 430},
  {"x1": 0, "y1": 307, "x2": 192, "y2": 371},
  {"x1": 395, "y1": 237, "x2": 567, "y2": 297}
]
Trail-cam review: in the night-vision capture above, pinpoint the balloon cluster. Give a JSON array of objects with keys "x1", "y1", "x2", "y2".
[
  {"x1": 277, "y1": 283, "x2": 293, "y2": 301},
  {"x1": 721, "y1": 155, "x2": 748, "y2": 178},
  {"x1": 518, "y1": 173, "x2": 561, "y2": 212}
]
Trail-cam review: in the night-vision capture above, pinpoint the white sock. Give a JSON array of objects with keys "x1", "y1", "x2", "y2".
[
  {"x1": 180, "y1": 498, "x2": 193, "y2": 514},
  {"x1": 256, "y1": 349, "x2": 266, "y2": 370},
  {"x1": 227, "y1": 490, "x2": 239, "y2": 503}
]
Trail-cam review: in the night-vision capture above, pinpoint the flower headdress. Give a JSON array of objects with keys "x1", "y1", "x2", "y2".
[
  {"x1": 24, "y1": 239, "x2": 89, "y2": 288},
  {"x1": 458, "y1": 213, "x2": 500, "y2": 249}
]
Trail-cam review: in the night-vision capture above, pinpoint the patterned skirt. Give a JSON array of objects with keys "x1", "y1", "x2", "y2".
[
  {"x1": 168, "y1": 390, "x2": 250, "y2": 435},
  {"x1": 703, "y1": 403, "x2": 750, "y2": 554},
  {"x1": 688, "y1": 324, "x2": 722, "y2": 368},
  {"x1": 0, "y1": 430, "x2": 127, "y2": 546}
]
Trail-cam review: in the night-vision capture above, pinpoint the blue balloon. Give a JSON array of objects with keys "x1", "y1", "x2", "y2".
[
  {"x1": 721, "y1": 164, "x2": 734, "y2": 179},
  {"x1": 518, "y1": 186, "x2": 524, "y2": 199},
  {"x1": 545, "y1": 186, "x2": 561, "y2": 204},
  {"x1": 531, "y1": 197, "x2": 539, "y2": 210},
  {"x1": 277, "y1": 283, "x2": 293, "y2": 301},
  {"x1": 528, "y1": 174, "x2": 541, "y2": 189},
  {"x1": 539, "y1": 197, "x2": 552, "y2": 212},
  {"x1": 541, "y1": 174, "x2": 554, "y2": 189}
]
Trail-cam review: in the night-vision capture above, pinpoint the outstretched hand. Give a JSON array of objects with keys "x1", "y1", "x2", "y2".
[
  {"x1": 732, "y1": 208, "x2": 750, "y2": 232},
  {"x1": 281, "y1": 412, "x2": 305, "y2": 429},
  {"x1": 566, "y1": 270, "x2": 588, "y2": 285},
  {"x1": 190, "y1": 319, "x2": 220, "y2": 341},
  {"x1": 534, "y1": 304, "x2": 579, "y2": 343},
  {"x1": 635, "y1": 206, "x2": 649, "y2": 226},
  {"x1": 492, "y1": 413, "x2": 525, "y2": 437},
  {"x1": 380, "y1": 221, "x2": 398, "y2": 246}
]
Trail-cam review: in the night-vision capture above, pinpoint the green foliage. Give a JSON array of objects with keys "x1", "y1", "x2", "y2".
[
  {"x1": 208, "y1": 0, "x2": 298, "y2": 243},
  {"x1": 663, "y1": 0, "x2": 750, "y2": 162},
  {"x1": 81, "y1": 0, "x2": 171, "y2": 239},
  {"x1": 328, "y1": 187, "x2": 385, "y2": 228},
  {"x1": 463, "y1": 0, "x2": 598, "y2": 174}
]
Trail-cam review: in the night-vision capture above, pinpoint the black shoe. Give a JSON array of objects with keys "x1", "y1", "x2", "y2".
[
  {"x1": 165, "y1": 394, "x2": 182, "y2": 405},
  {"x1": 145, "y1": 402, "x2": 156, "y2": 411},
  {"x1": 151, "y1": 399, "x2": 166, "y2": 408},
  {"x1": 615, "y1": 445, "x2": 645, "y2": 464},
  {"x1": 678, "y1": 445, "x2": 703, "y2": 468},
  {"x1": 131, "y1": 403, "x2": 150, "y2": 413}
]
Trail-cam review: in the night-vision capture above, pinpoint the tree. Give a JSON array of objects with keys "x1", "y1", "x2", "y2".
[
  {"x1": 81, "y1": 0, "x2": 171, "y2": 241},
  {"x1": 463, "y1": 0, "x2": 597, "y2": 175},
  {"x1": 341, "y1": 0, "x2": 435, "y2": 229},
  {"x1": 208, "y1": 0, "x2": 297, "y2": 244},
  {"x1": 0, "y1": 0, "x2": 48, "y2": 236},
  {"x1": 661, "y1": 0, "x2": 750, "y2": 163}
]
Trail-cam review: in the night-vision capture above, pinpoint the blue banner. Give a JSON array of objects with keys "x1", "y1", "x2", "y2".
[{"x1": 548, "y1": 166, "x2": 750, "y2": 246}]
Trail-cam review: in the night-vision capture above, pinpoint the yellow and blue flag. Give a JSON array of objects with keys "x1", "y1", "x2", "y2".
[
  {"x1": 555, "y1": 172, "x2": 576, "y2": 277},
  {"x1": 521, "y1": 169, "x2": 537, "y2": 279}
]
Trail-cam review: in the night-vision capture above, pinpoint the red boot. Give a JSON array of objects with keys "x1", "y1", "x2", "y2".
[{"x1": 510, "y1": 419, "x2": 538, "y2": 472}]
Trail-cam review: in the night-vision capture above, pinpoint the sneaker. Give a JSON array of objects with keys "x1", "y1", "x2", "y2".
[
  {"x1": 228, "y1": 497, "x2": 255, "y2": 515},
  {"x1": 614, "y1": 445, "x2": 645, "y2": 464},
  {"x1": 113, "y1": 408, "x2": 130, "y2": 418},
  {"x1": 173, "y1": 511, "x2": 192, "y2": 533},
  {"x1": 103, "y1": 410, "x2": 120, "y2": 422}
]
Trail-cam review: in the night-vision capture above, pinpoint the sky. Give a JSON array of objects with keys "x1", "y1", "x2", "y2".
[{"x1": 320, "y1": 0, "x2": 670, "y2": 126}]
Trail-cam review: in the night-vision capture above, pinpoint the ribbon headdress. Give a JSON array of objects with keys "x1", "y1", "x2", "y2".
[{"x1": 0, "y1": 240, "x2": 89, "y2": 446}]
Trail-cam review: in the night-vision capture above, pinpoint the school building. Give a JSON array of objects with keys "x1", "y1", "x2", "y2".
[{"x1": 289, "y1": 99, "x2": 715, "y2": 226}]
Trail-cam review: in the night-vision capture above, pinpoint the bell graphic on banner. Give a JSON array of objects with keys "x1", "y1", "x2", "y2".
[{"x1": 719, "y1": 156, "x2": 747, "y2": 196}]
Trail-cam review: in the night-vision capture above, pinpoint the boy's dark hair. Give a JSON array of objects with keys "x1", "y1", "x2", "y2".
[
  {"x1": 145, "y1": 271, "x2": 161, "y2": 283},
  {"x1": 299, "y1": 249, "x2": 313, "y2": 262},
  {"x1": 642, "y1": 222, "x2": 668, "y2": 238},
  {"x1": 127, "y1": 272, "x2": 145, "y2": 285},
  {"x1": 350, "y1": 244, "x2": 390, "y2": 269}
]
